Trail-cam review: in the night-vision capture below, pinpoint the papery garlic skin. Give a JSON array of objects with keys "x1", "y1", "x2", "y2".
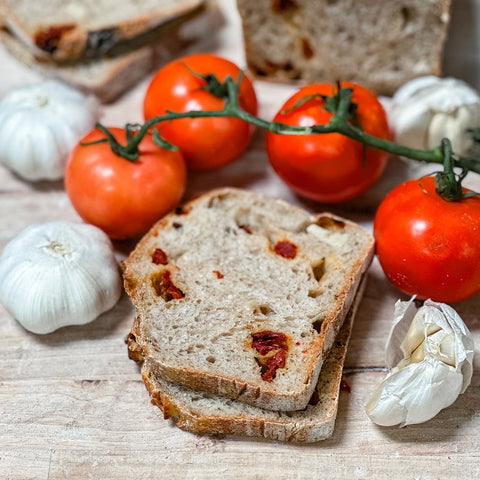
[
  {"x1": 0, "y1": 80, "x2": 99, "y2": 181},
  {"x1": 0, "y1": 221, "x2": 122, "y2": 334},
  {"x1": 366, "y1": 298, "x2": 474, "y2": 427},
  {"x1": 389, "y1": 76, "x2": 480, "y2": 155}
]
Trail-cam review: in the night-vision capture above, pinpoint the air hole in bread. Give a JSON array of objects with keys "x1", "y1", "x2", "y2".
[
  {"x1": 254, "y1": 304, "x2": 275, "y2": 316},
  {"x1": 172, "y1": 222, "x2": 183, "y2": 230},
  {"x1": 206, "y1": 356, "x2": 216, "y2": 364},
  {"x1": 311, "y1": 258, "x2": 325, "y2": 282},
  {"x1": 254, "y1": 357, "x2": 268, "y2": 377},
  {"x1": 401, "y1": 6, "x2": 411, "y2": 28},
  {"x1": 312, "y1": 319, "x2": 323, "y2": 333},
  {"x1": 308, "y1": 289, "x2": 322, "y2": 299},
  {"x1": 271, "y1": 0, "x2": 299, "y2": 14},
  {"x1": 224, "y1": 226, "x2": 238, "y2": 235},
  {"x1": 207, "y1": 193, "x2": 230, "y2": 209},
  {"x1": 315, "y1": 216, "x2": 345, "y2": 230}
]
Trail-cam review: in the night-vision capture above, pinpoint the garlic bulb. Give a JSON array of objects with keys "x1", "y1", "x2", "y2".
[
  {"x1": 365, "y1": 298, "x2": 474, "y2": 427},
  {"x1": 389, "y1": 76, "x2": 480, "y2": 155},
  {"x1": 0, "y1": 80, "x2": 99, "y2": 181},
  {"x1": 0, "y1": 221, "x2": 122, "y2": 334}
]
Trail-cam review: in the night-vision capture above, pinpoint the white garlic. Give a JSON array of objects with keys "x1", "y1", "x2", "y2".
[
  {"x1": 365, "y1": 298, "x2": 474, "y2": 427},
  {"x1": 388, "y1": 76, "x2": 480, "y2": 155},
  {"x1": 0, "y1": 80, "x2": 99, "y2": 181},
  {"x1": 0, "y1": 221, "x2": 122, "y2": 334}
]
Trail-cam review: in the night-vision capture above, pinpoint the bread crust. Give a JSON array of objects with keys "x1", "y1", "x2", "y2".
[{"x1": 123, "y1": 188, "x2": 374, "y2": 411}]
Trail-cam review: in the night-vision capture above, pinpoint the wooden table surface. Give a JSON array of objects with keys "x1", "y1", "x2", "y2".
[{"x1": 1, "y1": 1, "x2": 480, "y2": 479}]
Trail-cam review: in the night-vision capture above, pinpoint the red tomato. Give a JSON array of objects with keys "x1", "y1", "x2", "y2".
[
  {"x1": 143, "y1": 53, "x2": 258, "y2": 171},
  {"x1": 266, "y1": 82, "x2": 390, "y2": 203},
  {"x1": 374, "y1": 177, "x2": 480, "y2": 303},
  {"x1": 65, "y1": 128, "x2": 186, "y2": 240}
]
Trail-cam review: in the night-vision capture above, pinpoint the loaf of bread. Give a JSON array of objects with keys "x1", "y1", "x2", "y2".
[
  {"x1": 140, "y1": 277, "x2": 364, "y2": 443},
  {"x1": 123, "y1": 188, "x2": 373, "y2": 411},
  {"x1": 2, "y1": 0, "x2": 206, "y2": 61},
  {"x1": 236, "y1": 0, "x2": 452, "y2": 96}
]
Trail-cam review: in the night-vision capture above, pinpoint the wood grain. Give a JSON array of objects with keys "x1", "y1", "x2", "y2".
[{"x1": 1, "y1": 1, "x2": 480, "y2": 479}]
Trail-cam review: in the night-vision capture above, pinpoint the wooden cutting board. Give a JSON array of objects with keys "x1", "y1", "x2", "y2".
[{"x1": 1, "y1": 1, "x2": 480, "y2": 479}]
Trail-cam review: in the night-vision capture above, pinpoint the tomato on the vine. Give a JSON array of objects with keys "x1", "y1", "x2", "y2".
[
  {"x1": 266, "y1": 82, "x2": 390, "y2": 203},
  {"x1": 374, "y1": 177, "x2": 480, "y2": 303},
  {"x1": 65, "y1": 128, "x2": 186, "y2": 240},
  {"x1": 143, "y1": 53, "x2": 258, "y2": 171}
]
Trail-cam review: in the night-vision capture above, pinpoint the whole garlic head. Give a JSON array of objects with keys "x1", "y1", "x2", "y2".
[
  {"x1": 0, "y1": 80, "x2": 99, "y2": 181},
  {"x1": 0, "y1": 221, "x2": 122, "y2": 334},
  {"x1": 365, "y1": 298, "x2": 474, "y2": 427},
  {"x1": 389, "y1": 76, "x2": 480, "y2": 155}
]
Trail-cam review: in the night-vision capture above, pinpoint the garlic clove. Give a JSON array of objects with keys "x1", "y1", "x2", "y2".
[
  {"x1": 388, "y1": 76, "x2": 480, "y2": 156},
  {"x1": 366, "y1": 298, "x2": 474, "y2": 427}
]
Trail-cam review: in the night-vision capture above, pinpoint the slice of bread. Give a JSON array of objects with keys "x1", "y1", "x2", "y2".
[
  {"x1": 123, "y1": 188, "x2": 373, "y2": 411},
  {"x1": 0, "y1": 28, "x2": 174, "y2": 103},
  {"x1": 140, "y1": 277, "x2": 365, "y2": 443},
  {"x1": 0, "y1": 2, "x2": 222, "y2": 103},
  {"x1": 236, "y1": 0, "x2": 451, "y2": 96},
  {"x1": 2, "y1": 0, "x2": 206, "y2": 61}
]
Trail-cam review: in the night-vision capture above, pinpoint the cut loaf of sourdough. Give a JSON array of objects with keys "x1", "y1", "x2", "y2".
[
  {"x1": 123, "y1": 188, "x2": 374, "y2": 411},
  {"x1": 141, "y1": 278, "x2": 365, "y2": 443},
  {"x1": 2, "y1": 0, "x2": 206, "y2": 61},
  {"x1": 236, "y1": 0, "x2": 451, "y2": 96}
]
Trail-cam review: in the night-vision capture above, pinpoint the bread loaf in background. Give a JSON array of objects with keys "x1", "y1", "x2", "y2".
[{"x1": 236, "y1": 0, "x2": 452, "y2": 95}]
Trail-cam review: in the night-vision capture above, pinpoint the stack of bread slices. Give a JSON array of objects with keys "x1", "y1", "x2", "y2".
[
  {"x1": 123, "y1": 188, "x2": 374, "y2": 443},
  {"x1": 0, "y1": 0, "x2": 221, "y2": 102}
]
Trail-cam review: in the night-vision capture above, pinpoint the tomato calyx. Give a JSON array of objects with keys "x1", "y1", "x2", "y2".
[
  {"x1": 282, "y1": 84, "x2": 362, "y2": 129},
  {"x1": 180, "y1": 61, "x2": 241, "y2": 100},
  {"x1": 428, "y1": 138, "x2": 480, "y2": 202},
  {"x1": 80, "y1": 123, "x2": 179, "y2": 162}
]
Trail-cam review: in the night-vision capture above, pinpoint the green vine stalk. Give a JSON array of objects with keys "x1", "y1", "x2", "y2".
[{"x1": 87, "y1": 74, "x2": 480, "y2": 202}]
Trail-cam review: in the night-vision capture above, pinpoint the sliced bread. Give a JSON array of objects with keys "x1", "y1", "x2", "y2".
[
  {"x1": 0, "y1": 3, "x2": 222, "y2": 103},
  {"x1": 236, "y1": 0, "x2": 451, "y2": 96},
  {"x1": 123, "y1": 188, "x2": 373, "y2": 411},
  {"x1": 2, "y1": 0, "x2": 206, "y2": 61},
  {"x1": 140, "y1": 277, "x2": 365, "y2": 443}
]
